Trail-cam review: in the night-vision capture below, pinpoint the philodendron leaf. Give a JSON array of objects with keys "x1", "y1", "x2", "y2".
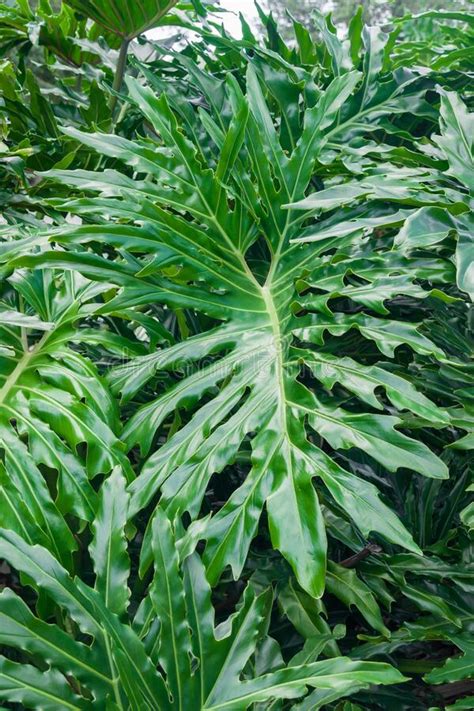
[
  {"x1": 0, "y1": 308, "x2": 53, "y2": 330},
  {"x1": 433, "y1": 89, "x2": 474, "y2": 194},
  {"x1": 394, "y1": 206, "x2": 473, "y2": 300},
  {"x1": 0, "y1": 588, "x2": 111, "y2": 701},
  {"x1": 65, "y1": 0, "x2": 180, "y2": 40},
  {"x1": 326, "y1": 562, "x2": 390, "y2": 636},
  {"x1": 0, "y1": 657, "x2": 88, "y2": 711},
  {"x1": 89, "y1": 466, "x2": 131, "y2": 615},
  {"x1": 15, "y1": 30, "x2": 463, "y2": 599},
  {"x1": 424, "y1": 633, "x2": 474, "y2": 684},
  {"x1": 202, "y1": 659, "x2": 406, "y2": 711},
  {"x1": 0, "y1": 270, "x2": 130, "y2": 571},
  {"x1": 394, "y1": 206, "x2": 456, "y2": 253},
  {"x1": 453, "y1": 213, "x2": 474, "y2": 299}
]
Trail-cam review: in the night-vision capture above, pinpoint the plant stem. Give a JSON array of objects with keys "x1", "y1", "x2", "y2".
[
  {"x1": 340, "y1": 543, "x2": 383, "y2": 568},
  {"x1": 396, "y1": 660, "x2": 444, "y2": 674},
  {"x1": 19, "y1": 294, "x2": 28, "y2": 352},
  {"x1": 109, "y1": 37, "x2": 130, "y2": 115},
  {"x1": 0, "y1": 332, "x2": 49, "y2": 407}
]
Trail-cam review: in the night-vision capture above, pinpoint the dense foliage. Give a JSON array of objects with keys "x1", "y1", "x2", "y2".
[
  {"x1": 0, "y1": 1, "x2": 473, "y2": 709},
  {"x1": 262, "y1": 0, "x2": 472, "y2": 35}
]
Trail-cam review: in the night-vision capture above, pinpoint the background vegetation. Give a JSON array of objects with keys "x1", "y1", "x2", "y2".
[{"x1": 261, "y1": 1, "x2": 471, "y2": 33}]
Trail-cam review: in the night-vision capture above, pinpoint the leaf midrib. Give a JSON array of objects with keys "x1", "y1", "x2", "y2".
[{"x1": 0, "y1": 333, "x2": 48, "y2": 407}]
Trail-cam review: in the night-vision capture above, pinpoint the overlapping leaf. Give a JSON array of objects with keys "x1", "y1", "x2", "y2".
[
  {"x1": 0, "y1": 269, "x2": 130, "y2": 562},
  {"x1": 0, "y1": 504, "x2": 405, "y2": 710}
]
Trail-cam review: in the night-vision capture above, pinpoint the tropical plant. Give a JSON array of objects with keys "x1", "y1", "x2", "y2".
[
  {"x1": 391, "y1": 10, "x2": 474, "y2": 73},
  {"x1": 14, "y1": 11, "x2": 471, "y2": 594},
  {"x1": 63, "y1": 0, "x2": 180, "y2": 110},
  {"x1": 0, "y1": 0, "x2": 207, "y2": 217},
  {"x1": 0, "y1": 2, "x2": 473, "y2": 709},
  {"x1": 260, "y1": 0, "x2": 471, "y2": 35},
  {"x1": 0, "y1": 481, "x2": 406, "y2": 709}
]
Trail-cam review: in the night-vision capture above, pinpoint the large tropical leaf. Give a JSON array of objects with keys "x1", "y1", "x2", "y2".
[{"x1": 10, "y1": 22, "x2": 468, "y2": 600}]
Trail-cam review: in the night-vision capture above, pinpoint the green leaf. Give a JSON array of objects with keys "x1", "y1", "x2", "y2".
[
  {"x1": 424, "y1": 634, "x2": 474, "y2": 684},
  {"x1": 326, "y1": 562, "x2": 390, "y2": 636},
  {"x1": 21, "y1": 55, "x2": 454, "y2": 598},
  {"x1": 454, "y1": 214, "x2": 474, "y2": 299},
  {"x1": 0, "y1": 528, "x2": 171, "y2": 710},
  {"x1": 401, "y1": 584, "x2": 461, "y2": 627},
  {"x1": 0, "y1": 426, "x2": 77, "y2": 570},
  {"x1": 301, "y1": 349, "x2": 448, "y2": 424},
  {"x1": 203, "y1": 658, "x2": 407, "y2": 711},
  {"x1": 394, "y1": 206, "x2": 455, "y2": 253},
  {"x1": 0, "y1": 656, "x2": 88, "y2": 711},
  {"x1": 306, "y1": 448, "x2": 421, "y2": 554},
  {"x1": 0, "y1": 307, "x2": 53, "y2": 330},
  {"x1": 0, "y1": 588, "x2": 112, "y2": 702},
  {"x1": 434, "y1": 89, "x2": 474, "y2": 194},
  {"x1": 307, "y1": 406, "x2": 448, "y2": 480},
  {"x1": 278, "y1": 579, "x2": 341, "y2": 657},
  {"x1": 64, "y1": 0, "x2": 180, "y2": 39},
  {"x1": 0, "y1": 270, "x2": 126, "y2": 525},
  {"x1": 294, "y1": 313, "x2": 446, "y2": 360},
  {"x1": 150, "y1": 509, "x2": 195, "y2": 708},
  {"x1": 89, "y1": 466, "x2": 131, "y2": 615}
]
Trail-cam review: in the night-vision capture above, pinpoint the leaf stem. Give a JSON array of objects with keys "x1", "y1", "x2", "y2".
[
  {"x1": 104, "y1": 632, "x2": 125, "y2": 710},
  {"x1": 109, "y1": 38, "x2": 130, "y2": 115},
  {"x1": 340, "y1": 543, "x2": 383, "y2": 568},
  {"x1": 0, "y1": 332, "x2": 49, "y2": 407},
  {"x1": 18, "y1": 295, "x2": 28, "y2": 352}
]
